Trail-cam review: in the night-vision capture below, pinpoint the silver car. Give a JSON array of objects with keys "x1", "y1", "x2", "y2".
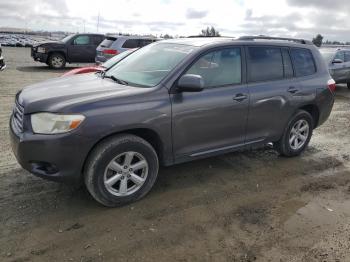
[
  {"x1": 95, "y1": 35, "x2": 158, "y2": 63},
  {"x1": 320, "y1": 47, "x2": 350, "y2": 89}
]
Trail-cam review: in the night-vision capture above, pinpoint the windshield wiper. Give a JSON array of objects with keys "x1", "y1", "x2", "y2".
[{"x1": 100, "y1": 72, "x2": 129, "y2": 86}]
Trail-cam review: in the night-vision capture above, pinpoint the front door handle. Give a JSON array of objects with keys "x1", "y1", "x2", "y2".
[
  {"x1": 287, "y1": 87, "x2": 299, "y2": 94},
  {"x1": 233, "y1": 94, "x2": 248, "y2": 102}
]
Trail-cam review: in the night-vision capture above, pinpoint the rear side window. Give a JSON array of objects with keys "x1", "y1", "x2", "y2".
[
  {"x1": 290, "y1": 48, "x2": 316, "y2": 77},
  {"x1": 248, "y1": 47, "x2": 283, "y2": 82},
  {"x1": 282, "y1": 48, "x2": 293, "y2": 78},
  {"x1": 92, "y1": 36, "x2": 104, "y2": 45},
  {"x1": 99, "y1": 37, "x2": 117, "y2": 48},
  {"x1": 139, "y1": 39, "x2": 154, "y2": 47},
  {"x1": 122, "y1": 39, "x2": 139, "y2": 48},
  {"x1": 344, "y1": 51, "x2": 350, "y2": 62},
  {"x1": 186, "y1": 48, "x2": 242, "y2": 88}
]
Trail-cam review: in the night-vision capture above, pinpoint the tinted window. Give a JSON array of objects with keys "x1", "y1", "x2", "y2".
[
  {"x1": 248, "y1": 47, "x2": 283, "y2": 82},
  {"x1": 73, "y1": 35, "x2": 90, "y2": 45},
  {"x1": 122, "y1": 39, "x2": 139, "y2": 48},
  {"x1": 344, "y1": 51, "x2": 350, "y2": 62},
  {"x1": 99, "y1": 37, "x2": 117, "y2": 48},
  {"x1": 290, "y1": 48, "x2": 316, "y2": 77},
  {"x1": 186, "y1": 48, "x2": 241, "y2": 88},
  {"x1": 139, "y1": 39, "x2": 154, "y2": 47},
  {"x1": 92, "y1": 36, "x2": 104, "y2": 45},
  {"x1": 282, "y1": 48, "x2": 293, "y2": 78}
]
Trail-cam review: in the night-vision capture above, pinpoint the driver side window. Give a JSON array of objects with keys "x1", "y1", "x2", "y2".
[
  {"x1": 186, "y1": 48, "x2": 242, "y2": 88},
  {"x1": 334, "y1": 51, "x2": 345, "y2": 62},
  {"x1": 73, "y1": 35, "x2": 90, "y2": 45}
]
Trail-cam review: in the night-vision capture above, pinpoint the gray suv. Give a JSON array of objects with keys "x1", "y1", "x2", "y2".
[
  {"x1": 320, "y1": 47, "x2": 350, "y2": 89},
  {"x1": 10, "y1": 36, "x2": 335, "y2": 207},
  {"x1": 95, "y1": 35, "x2": 158, "y2": 63}
]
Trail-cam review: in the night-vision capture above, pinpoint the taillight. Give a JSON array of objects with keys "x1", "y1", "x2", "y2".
[
  {"x1": 102, "y1": 49, "x2": 118, "y2": 55},
  {"x1": 327, "y1": 79, "x2": 336, "y2": 93}
]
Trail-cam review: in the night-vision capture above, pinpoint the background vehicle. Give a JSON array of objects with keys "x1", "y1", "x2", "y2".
[
  {"x1": 95, "y1": 35, "x2": 158, "y2": 63},
  {"x1": 0, "y1": 44, "x2": 5, "y2": 71},
  {"x1": 10, "y1": 36, "x2": 334, "y2": 207},
  {"x1": 62, "y1": 48, "x2": 136, "y2": 77},
  {"x1": 31, "y1": 33, "x2": 105, "y2": 69},
  {"x1": 320, "y1": 47, "x2": 350, "y2": 89}
]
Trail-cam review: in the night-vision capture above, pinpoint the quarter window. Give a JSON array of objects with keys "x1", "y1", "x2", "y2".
[
  {"x1": 73, "y1": 35, "x2": 90, "y2": 45},
  {"x1": 290, "y1": 48, "x2": 316, "y2": 77},
  {"x1": 186, "y1": 48, "x2": 242, "y2": 88},
  {"x1": 247, "y1": 47, "x2": 284, "y2": 82}
]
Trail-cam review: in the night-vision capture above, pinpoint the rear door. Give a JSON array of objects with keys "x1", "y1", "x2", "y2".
[
  {"x1": 245, "y1": 46, "x2": 300, "y2": 143},
  {"x1": 171, "y1": 47, "x2": 249, "y2": 159},
  {"x1": 67, "y1": 35, "x2": 95, "y2": 63}
]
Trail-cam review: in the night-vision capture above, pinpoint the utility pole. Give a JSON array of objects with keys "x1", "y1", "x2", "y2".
[{"x1": 97, "y1": 12, "x2": 100, "y2": 33}]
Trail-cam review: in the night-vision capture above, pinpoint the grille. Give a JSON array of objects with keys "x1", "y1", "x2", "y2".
[{"x1": 12, "y1": 98, "x2": 24, "y2": 132}]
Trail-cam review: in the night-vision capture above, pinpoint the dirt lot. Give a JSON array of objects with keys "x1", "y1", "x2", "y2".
[{"x1": 1, "y1": 47, "x2": 350, "y2": 262}]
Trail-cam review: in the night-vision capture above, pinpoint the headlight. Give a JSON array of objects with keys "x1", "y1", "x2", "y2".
[
  {"x1": 37, "y1": 47, "x2": 46, "y2": 53},
  {"x1": 31, "y1": 113, "x2": 85, "y2": 134}
]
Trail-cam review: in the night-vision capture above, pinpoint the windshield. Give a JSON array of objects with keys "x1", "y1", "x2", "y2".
[
  {"x1": 320, "y1": 50, "x2": 335, "y2": 63},
  {"x1": 105, "y1": 43, "x2": 197, "y2": 87},
  {"x1": 60, "y1": 34, "x2": 75, "y2": 43},
  {"x1": 102, "y1": 49, "x2": 136, "y2": 69}
]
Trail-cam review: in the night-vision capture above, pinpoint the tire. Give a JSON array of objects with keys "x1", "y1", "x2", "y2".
[
  {"x1": 84, "y1": 134, "x2": 159, "y2": 207},
  {"x1": 48, "y1": 53, "x2": 66, "y2": 69},
  {"x1": 274, "y1": 110, "x2": 313, "y2": 157},
  {"x1": 347, "y1": 83, "x2": 350, "y2": 89}
]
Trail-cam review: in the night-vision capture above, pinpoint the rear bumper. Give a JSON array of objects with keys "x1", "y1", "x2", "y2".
[
  {"x1": 9, "y1": 116, "x2": 92, "y2": 185},
  {"x1": 316, "y1": 88, "x2": 335, "y2": 127}
]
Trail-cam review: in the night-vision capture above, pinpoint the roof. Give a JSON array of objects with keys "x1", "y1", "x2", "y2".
[{"x1": 160, "y1": 36, "x2": 313, "y2": 48}]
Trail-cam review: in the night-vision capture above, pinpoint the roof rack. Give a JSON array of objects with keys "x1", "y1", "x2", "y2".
[{"x1": 238, "y1": 36, "x2": 312, "y2": 45}]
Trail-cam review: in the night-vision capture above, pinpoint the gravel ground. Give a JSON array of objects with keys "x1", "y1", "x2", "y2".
[{"x1": 1, "y1": 47, "x2": 350, "y2": 262}]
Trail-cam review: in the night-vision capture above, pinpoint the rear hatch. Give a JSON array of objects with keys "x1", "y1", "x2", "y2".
[{"x1": 96, "y1": 37, "x2": 118, "y2": 56}]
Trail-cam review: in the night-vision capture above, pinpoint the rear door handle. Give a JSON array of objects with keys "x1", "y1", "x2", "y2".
[
  {"x1": 287, "y1": 87, "x2": 299, "y2": 94},
  {"x1": 233, "y1": 94, "x2": 248, "y2": 102}
]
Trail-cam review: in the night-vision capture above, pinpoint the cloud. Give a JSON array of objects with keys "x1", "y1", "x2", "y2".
[{"x1": 185, "y1": 8, "x2": 209, "y2": 19}]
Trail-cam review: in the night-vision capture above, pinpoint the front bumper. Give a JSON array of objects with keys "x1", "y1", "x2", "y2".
[
  {"x1": 9, "y1": 116, "x2": 92, "y2": 185},
  {"x1": 31, "y1": 48, "x2": 48, "y2": 63},
  {"x1": 0, "y1": 56, "x2": 5, "y2": 71}
]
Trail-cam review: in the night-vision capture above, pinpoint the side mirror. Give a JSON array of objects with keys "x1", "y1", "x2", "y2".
[
  {"x1": 177, "y1": 74, "x2": 204, "y2": 92},
  {"x1": 332, "y1": 59, "x2": 343, "y2": 64}
]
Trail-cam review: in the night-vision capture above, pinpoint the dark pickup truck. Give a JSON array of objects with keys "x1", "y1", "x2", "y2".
[{"x1": 31, "y1": 33, "x2": 105, "y2": 69}]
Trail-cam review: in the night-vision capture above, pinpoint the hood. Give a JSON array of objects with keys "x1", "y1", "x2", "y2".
[
  {"x1": 34, "y1": 41, "x2": 64, "y2": 48},
  {"x1": 19, "y1": 73, "x2": 151, "y2": 114}
]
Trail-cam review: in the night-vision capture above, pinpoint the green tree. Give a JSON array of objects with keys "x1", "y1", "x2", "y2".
[
  {"x1": 200, "y1": 26, "x2": 220, "y2": 37},
  {"x1": 312, "y1": 34, "x2": 323, "y2": 47}
]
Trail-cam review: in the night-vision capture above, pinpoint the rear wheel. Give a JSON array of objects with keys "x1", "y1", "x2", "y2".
[
  {"x1": 48, "y1": 53, "x2": 66, "y2": 69},
  {"x1": 84, "y1": 134, "x2": 159, "y2": 207},
  {"x1": 274, "y1": 110, "x2": 313, "y2": 157}
]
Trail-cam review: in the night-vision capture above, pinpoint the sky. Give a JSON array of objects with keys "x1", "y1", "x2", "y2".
[{"x1": 0, "y1": 0, "x2": 350, "y2": 41}]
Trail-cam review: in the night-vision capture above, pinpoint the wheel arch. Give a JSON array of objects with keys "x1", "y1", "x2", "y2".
[
  {"x1": 47, "y1": 51, "x2": 66, "y2": 62},
  {"x1": 299, "y1": 104, "x2": 320, "y2": 128},
  {"x1": 81, "y1": 128, "x2": 166, "y2": 176}
]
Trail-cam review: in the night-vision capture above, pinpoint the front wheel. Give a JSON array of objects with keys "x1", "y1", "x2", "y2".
[
  {"x1": 274, "y1": 110, "x2": 313, "y2": 157},
  {"x1": 84, "y1": 134, "x2": 159, "y2": 207},
  {"x1": 48, "y1": 53, "x2": 66, "y2": 69}
]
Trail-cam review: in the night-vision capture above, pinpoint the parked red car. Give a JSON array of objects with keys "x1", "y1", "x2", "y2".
[{"x1": 62, "y1": 48, "x2": 136, "y2": 77}]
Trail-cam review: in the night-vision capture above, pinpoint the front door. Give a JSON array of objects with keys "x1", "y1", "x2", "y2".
[
  {"x1": 171, "y1": 47, "x2": 249, "y2": 159},
  {"x1": 68, "y1": 35, "x2": 95, "y2": 63}
]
